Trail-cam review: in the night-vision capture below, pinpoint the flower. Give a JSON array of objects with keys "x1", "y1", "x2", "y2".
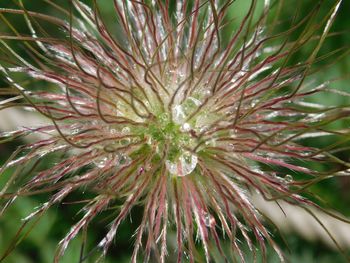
[{"x1": 0, "y1": 0, "x2": 349, "y2": 262}]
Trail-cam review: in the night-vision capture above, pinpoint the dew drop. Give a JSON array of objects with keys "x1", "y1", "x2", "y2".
[
  {"x1": 203, "y1": 213, "x2": 215, "y2": 227},
  {"x1": 165, "y1": 160, "x2": 177, "y2": 175},
  {"x1": 146, "y1": 136, "x2": 153, "y2": 145},
  {"x1": 110, "y1": 128, "x2": 117, "y2": 135},
  {"x1": 181, "y1": 122, "x2": 191, "y2": 132},
  {"x1": 188, "y1": 96, "x2": 201, "y2": 106},
  {"x1": 230, "y1": 129, "x2": 238, "y2": 136},
  {"x1": 250, "y1": 99, "x2": 259, "y2": 107},
  {"x1": 122, "y1": 127, "x2": 130, "y2": 134},
  {"x1": 172, "y1": 104, "x2": 186, "y2": 124},
  {"x1": 228, "y1": 143, "x2": 235, "y2": 151},
  {"x1": 183, "y1": 251, "x2": 189, "y2": 260},
  {"x1": 205, "y1": 139, "x2": 216, "y2": 146},
  {"x1": 198, "y1": 125, "x2": 209, "y2": 133},
  {"x1": 159, "y1": 113, "x2": 169, "y2": 123},
  {"x1": 120, "y1": 138, "x2": 131, "y2": 145},
  {"x1": 119, "y1": 154, "x2": 131, "y2": 165},
  {"x1": 166, "y1": 151, "x2": 198, "y2": 177},
  {"x1": 204, "y1": 88, "x2": 212, "y2": 98},
  {"x1": 72, "y1": 129, "x2": 80, "y2": 134},
  {"x1": 285, "y1": 174, "x2": 293, "y2": 183},
  {"x1": 93, "y1": 156, "x2": 108, "y2": 168}
]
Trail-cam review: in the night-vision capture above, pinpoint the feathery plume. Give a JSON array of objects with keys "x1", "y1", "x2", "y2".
[{"x1": 0, "y1": 1, "x2": 349, "y2": 262}]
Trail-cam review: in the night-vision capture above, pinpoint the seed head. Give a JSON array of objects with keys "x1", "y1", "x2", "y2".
[{"x1": 0, "y1": 1, "x2": 349, "y2": 262}]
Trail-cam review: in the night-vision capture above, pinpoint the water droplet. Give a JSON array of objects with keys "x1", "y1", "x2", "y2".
[
  {"x1": 230, "y1": 129, "x2": 238, "y2": 136},
  {"x1": 72, "y1": 129, "x2": 80, "y2": 134},
  {"x1": 188, "y1": 97, "x2": 201, "y2": 106},
  {"x1": 166, "y1": 152, "x2": 198, "y2": 177},
  {"x1": 204, "y1": 88, "x2": 212, "y2": 98},
  {"x1": 203, "y1": 213, "x2": 215, "y2": 227},
  {"x1": 205, "y1": 139, "x2": 216, "y2": 146},
  {"x1": 110, "y1": 128, "x2": 117, "y2": 135},
  {"x1": 122, "y1": 127, "x2": 130, "y2": 134},
  {"x1": 165, "y1": 160, "x2": 176, "y2": 174},
  {"x1": 251, "y1": 99, "x2": 259, "y2": 107},
  {"x1": 227, "y1": 143, "x2": 235, "y2": 151},
  {"x1": 172, "y1": 104, "x2": 186, "y2": 124},
  {"x1": 146, "y1": 136, "x2": 153, "y2": 145},
  {"x1": 159, "y1": 113, "x2": 168, "y2": 123},
  {"x1": 93, "y1": 156, "x2": 108, "y2": 168},
  {"x1": 198, "y1": 125, "x2": 209, "y2": 133},
  {"x1": 119, "y1": 154, "x2": 131, "y2": 165},
  {"x1": 120, "y1": 138, "x2": 131, "y2": 145},
  {"x1": 181, "y1": 123, "x2": 191, "y2": 132},
  {"x1": 285, "y1": 174, "x2": 293, "y2": 183}
]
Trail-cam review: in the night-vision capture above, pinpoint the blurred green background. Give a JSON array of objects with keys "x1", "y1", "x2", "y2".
[{"x1": 0, "y1": 0, "x2": 350, "y2": 262}]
